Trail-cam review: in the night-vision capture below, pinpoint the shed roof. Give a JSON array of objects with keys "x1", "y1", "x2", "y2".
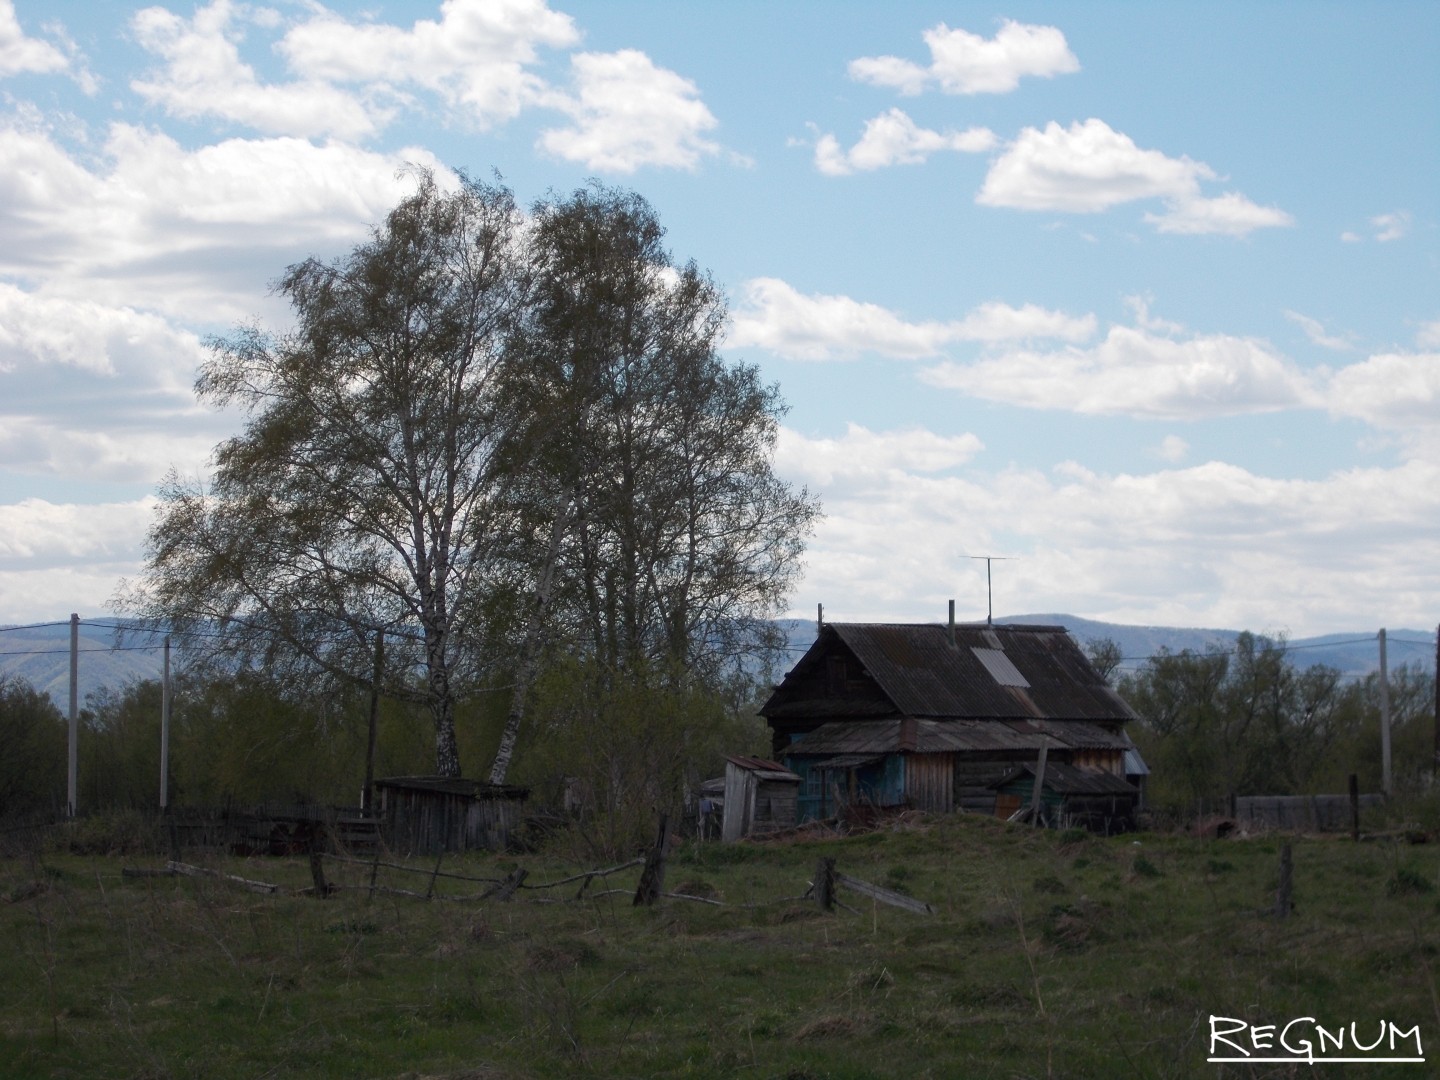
[
  {"x1": 762, "y1": 622, "x2": 1139, "y2": 723},
  {"x1": 990, "y1": 762, "x2": 1139, "y2": 797},
  {"x1": 725, "y1": 755, "x2": 801, "y2": 783},
  {"x1": 374, "y1": 776, "x2": 529, "y2": 800}
]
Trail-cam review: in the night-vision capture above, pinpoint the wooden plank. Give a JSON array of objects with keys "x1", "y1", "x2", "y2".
[
  {"x1": 165, "y1": 861, "x2": 279, "y2": 894},
  {"x1": 834, "y1": 871, "x2": 933, "y2": 915}
]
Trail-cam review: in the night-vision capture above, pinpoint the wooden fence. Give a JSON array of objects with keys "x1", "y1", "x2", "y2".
[{"x1": 1235, "y1": 793, "x2": 1383, "y2": 832}]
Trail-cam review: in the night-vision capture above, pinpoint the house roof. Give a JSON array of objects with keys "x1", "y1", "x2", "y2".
[
  {"x1": 783, "y1": 717, "x2": 1130, "y2": 757},
  {"x1": 762, "y1": 622, "x2": 1139, "y2": 723},
  {"x1": 989, "y1": 761, "x2": 1140, "y2": 797}
]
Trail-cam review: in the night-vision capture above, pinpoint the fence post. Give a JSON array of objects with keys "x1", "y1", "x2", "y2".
[
  {"x1": 1274, "y1": 843, "x2": 1293, "y2": 918},
  {"x1": 633, "y1": 814, "x2": 669, "y2": 906},
  {"x1": 815, "y1": 857, "x2": 835, "y2": 911},
  {"x1": 308, "y1": 840, "x2": 329, "y2": 898},
  {"x1": 1349, "y1": 774, "x2": 1360, "y2": 841}
]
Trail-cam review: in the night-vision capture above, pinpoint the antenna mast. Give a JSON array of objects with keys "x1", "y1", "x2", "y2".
[{"x1": 965, "y1": 555, "x2": 1014, "y2": 626}]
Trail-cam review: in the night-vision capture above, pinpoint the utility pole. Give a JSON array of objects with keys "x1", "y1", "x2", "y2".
[
  {"x1": 1433, "y1": 623, "x2": 1439, "y2": 782},
  {"x1": 160, "y1": 635, "x2": 171, "y2": 810},
  {"x1": 1379, "y1": 628, "x2": 1392, "y2": 798},
  {"x1": 67, "y1": 613, "x2": 78, "y2": 818},
  {"x1": 362, "y1": 630, "x2": 383, "y2": 813}
]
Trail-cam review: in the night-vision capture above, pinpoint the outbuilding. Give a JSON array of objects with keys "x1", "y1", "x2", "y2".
[
  {"x1": 720, "y1": 755, "x2": 800, "y2": 841},
  {"x1": 373, "y1": 776, "x2": 529, "y2": 854}
]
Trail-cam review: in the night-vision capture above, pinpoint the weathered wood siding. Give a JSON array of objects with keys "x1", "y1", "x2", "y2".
[
  {"x1": 1070, "y1": 748, "x2": 1125, "y2": 775},
  {"x1": 380, "y1": 787, "x2": 525, "y2": 854},
  {"x1": 753, "y1": 779, "x2": 798, "y2": 832},
  {"x1": 904, "y1": 753, "x2": 954, "y2": 812}
]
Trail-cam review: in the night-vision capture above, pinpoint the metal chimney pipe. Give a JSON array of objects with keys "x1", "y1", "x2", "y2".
[{"x1": 948, "y1": 599, "x2": 956, "y2": 647}]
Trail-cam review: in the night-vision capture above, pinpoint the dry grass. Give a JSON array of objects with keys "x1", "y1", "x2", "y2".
[{"x1": 2, "y1": 813, "x2": 1437, "y2": 1078}]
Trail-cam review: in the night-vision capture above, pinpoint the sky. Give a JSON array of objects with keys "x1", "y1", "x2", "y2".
[{"x1": 0, "y1": 0, "x2": 1437, "y2": 638}]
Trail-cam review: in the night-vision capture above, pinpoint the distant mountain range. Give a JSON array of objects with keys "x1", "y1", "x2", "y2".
[
  {"x1": 778, "y1": 614, "x2": 1435, "y2": 681},
  {"x1": 4, "y1": 613, "x2": 1434, "y2": 708}
]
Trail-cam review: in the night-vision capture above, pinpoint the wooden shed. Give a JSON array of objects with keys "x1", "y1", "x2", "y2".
[
  {"x1": 990, "y1": 761, "x2": 1139, "y2": 834},
  {"x1": 720, "y1": 756, "x2": 800, "y2": 842},
  {"x1": 373, "y1": 776, "x2": 529, "y2": 854}
]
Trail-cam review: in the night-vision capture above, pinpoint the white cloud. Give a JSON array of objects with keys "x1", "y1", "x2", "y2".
[
  {"x1": 849, "y1": 19, "x2": 1078, "y2": 96},
  {"x1": 1145, "y1": 191, "x2": 1295, "y2": 236},
  {"x1": 813, "y1": 108, "x2": 995, "y2": 175},
  {"x1": 1326, "y1": 352, "x2": 1440, "y2": 429},
  {"x1": 537, "y1": 49, "x2": 721, "y2": 172},
  {"x1": 0, "y1": 285, "x2": 225, "y2": 483},
  {"x1": 1417, "y1": 321, "x2": 1440, "y2": 349},
  {"x1": 777, "y1": 438, "x2": 1440, "y2": 635},
  {"x1": 0, "y1": 497, "x2": 159, "y2": 619},
  {"x1": 1284, "y1": 310, "x2": 1352, "y2": 351},
  {"x1": 280, "y1": 0, "x2": 578, "y2": 131},
  {"x1": 920, "y1": 324, "x2": 1318, "y2": 419},
  {"x1": 131, "y1": 0, "x2": 381, "y2": 139},
  {"x1": 728, "y1": 278, "x2": 1095, "y2": 360},
  {"x1": 1371, "y1": 210, "x2": 1410, "y2": 242},
  {"x1": 1123, "y1": 295, "x2": 1185, "y2": 336},
  {"x1": 0, "y1": 283, "x2": 202, "y2": 381},
  {"x1": 777, "y1": 423, "x2": 983, "y2": 486},
  {"x1": 0, "y1": 119, "x2": 448, "y2": 318},
  {"x1": 979, "y1": 119, "x2": 1293, "y2": 236},
  {"x1": 1156, "y1": 435, "x2": 1189, "y2": 462},
  {"x1": 0, "y1": 0, "x2": 68, "y2": 77},
  {"x1": 0, "y1": 496, "x2": 156, "y2": 566}
]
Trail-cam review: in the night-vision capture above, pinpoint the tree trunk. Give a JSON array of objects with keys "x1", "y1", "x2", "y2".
[{"x1": 488, "y1": 494, "x2": 570, "y2": 785}]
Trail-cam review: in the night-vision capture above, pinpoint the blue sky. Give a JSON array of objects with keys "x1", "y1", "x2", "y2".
[{"x1": 0, "y1": 0, "x2": 1436, "y2": 635}]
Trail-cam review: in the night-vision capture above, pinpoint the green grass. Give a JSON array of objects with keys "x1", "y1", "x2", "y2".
[{"x1": 3, "y1": 813, "x2": 1438, "y2": 1078}]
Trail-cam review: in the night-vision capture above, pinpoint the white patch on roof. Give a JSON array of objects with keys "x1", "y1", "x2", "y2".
[{"x1": 971, "y1": 646, "x2": 1030, "y2": 688}]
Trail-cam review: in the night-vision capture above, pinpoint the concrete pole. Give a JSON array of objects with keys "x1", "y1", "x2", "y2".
[
  {"x1": 67, "y1": 613, "x2": 78, "y2": 817},
  {"x1": 1379, "y1": 628, "x2": 1392, "y2": 797}
]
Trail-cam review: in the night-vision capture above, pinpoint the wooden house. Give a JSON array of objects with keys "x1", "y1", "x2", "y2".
[
  {"x1": 373, "y1": 776, "x2": 529, "y2": 854},
  {"x1": 760, "y1": 621, "x2": 1141, "y2": 823}
]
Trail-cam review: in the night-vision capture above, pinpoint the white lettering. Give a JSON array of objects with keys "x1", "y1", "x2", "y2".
[
  {"x1": 1251, "y1": 1024, "x2": 1276, "y2": 1051},
  {"x1": 1390, "y1": 1023, "x2": 1424, "y2": 1056},
  {"x1": 1209, "y1": 1016, "x2": 1250, "y2": 1057},
  {"x1": 1317, "y1": 1023, "x2": 1346, "y2": 1054},
  {"x1": 1351, "y1": 1021, "x2": 1386, "y2": 1053},
  {"x1": 1280, "y1": 1017, "x2": 1316, "y2": 1063}
]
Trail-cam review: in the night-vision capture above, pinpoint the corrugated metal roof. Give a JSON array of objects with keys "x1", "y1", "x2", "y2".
[
  {"x1": 785, "y1": 717, "x2": 1129, "y2": 757},
  {"x1": 811, "y1": 754, "x2": 885, "y2": 770},
  {"x1": 373, "y1": 776, "x2": 529, "y2": 799},
  {"x1": 763, "y1": 622, "x2": 1139, "y2": 723},
  {"x1": 725, "y1": 755, "x2": 800, "y2": 782},
  {"x1": 971, "y1": 647, "x2": 1030, "y2": 687},
  {"x1": 990, "y1": 762, "x2": 1139, "y2": 797}
]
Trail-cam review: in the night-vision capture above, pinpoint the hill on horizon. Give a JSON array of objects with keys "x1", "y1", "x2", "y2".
[
  {"x1": 777, "y1": 613, "x2": 1435, "y2": 681},
  {"x1": 4, "y1": 613, "x2": 1434, "y2": 708}
]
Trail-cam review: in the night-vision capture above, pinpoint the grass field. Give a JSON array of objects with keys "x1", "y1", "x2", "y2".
[{"x1": 3, "y1": 812, "x2": 1438, "y2": 1079}]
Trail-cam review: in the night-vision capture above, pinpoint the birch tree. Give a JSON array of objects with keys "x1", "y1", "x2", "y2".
[
  {"x1": 124, "y1": 171, "x2": 526, "y2": 777},
  {"x1": 484, "y1": 185, "x2": 819, "y2": 783}
]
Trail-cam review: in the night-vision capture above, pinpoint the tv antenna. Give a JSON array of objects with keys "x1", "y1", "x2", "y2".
[{"x1": 964, "y1": 555, "x2": 1015, "y2": 626}]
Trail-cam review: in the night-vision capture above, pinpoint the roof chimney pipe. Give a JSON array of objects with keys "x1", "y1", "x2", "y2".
[{"x1": 948, "y1": 599, "x2": 956, "y2": 648}]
